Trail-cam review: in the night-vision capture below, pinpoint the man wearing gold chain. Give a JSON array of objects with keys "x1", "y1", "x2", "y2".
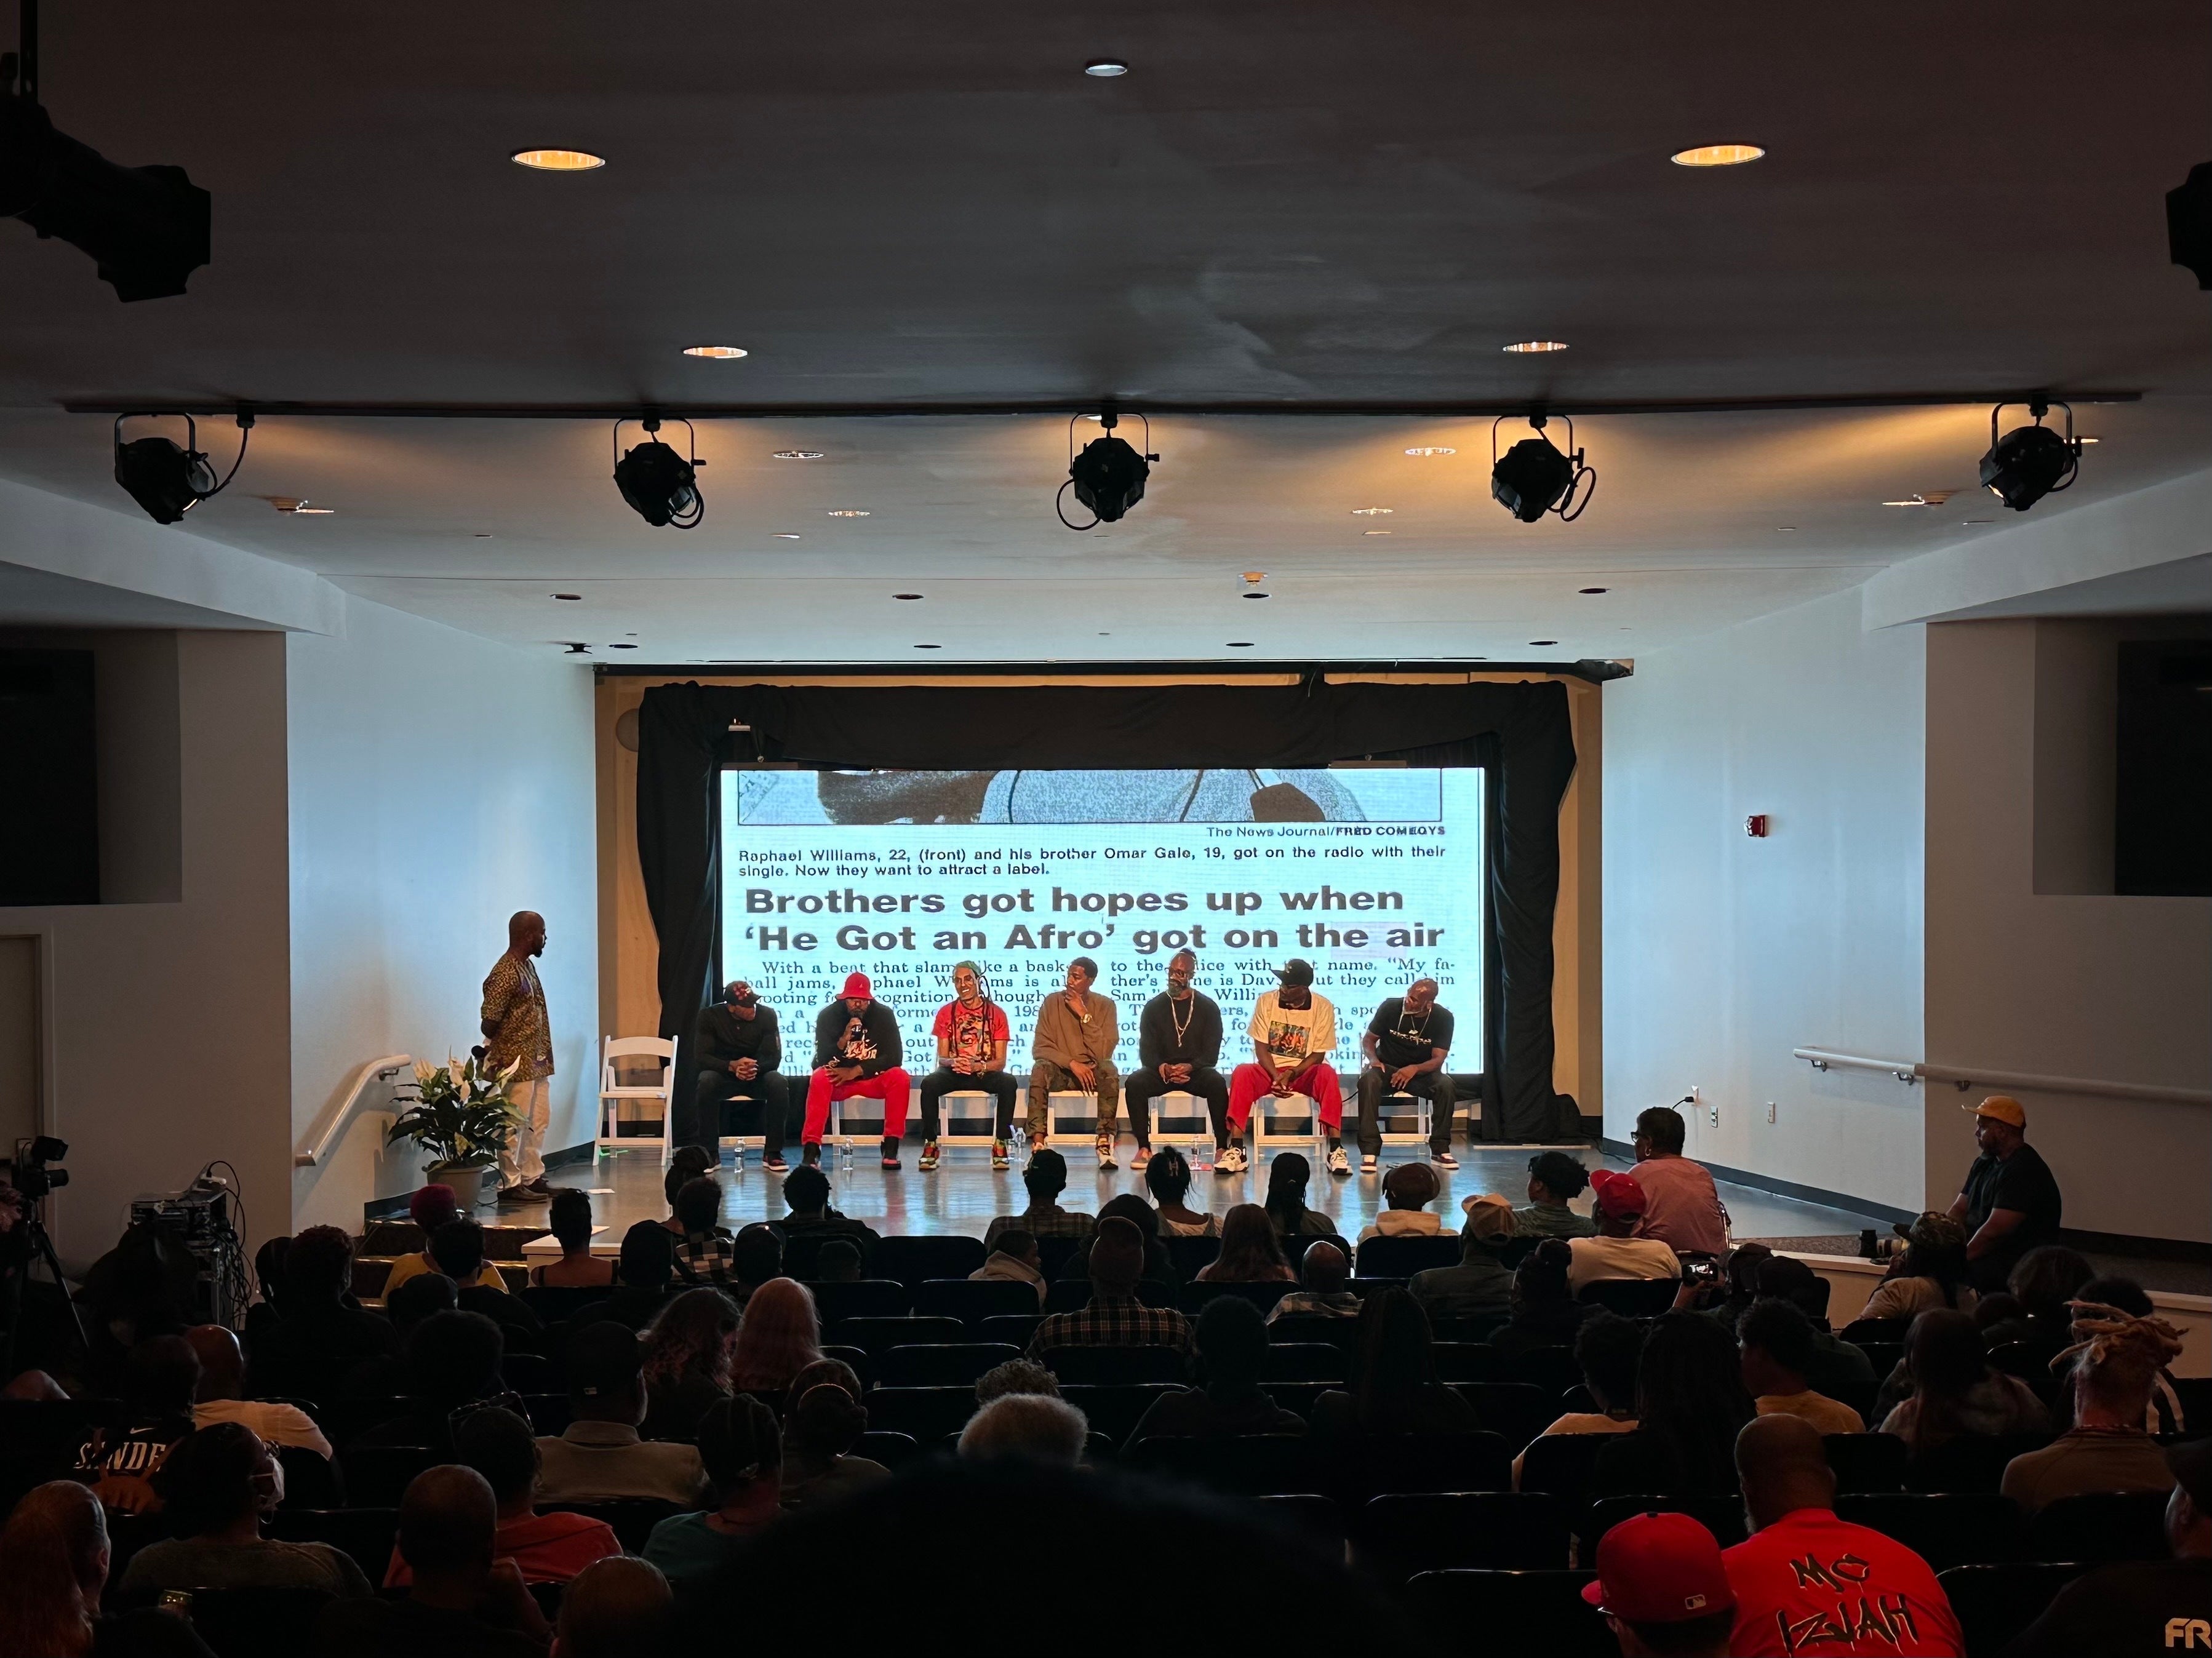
[{"x1": 1124, "y1": 950, "x2": 1228, "y2": 1171}]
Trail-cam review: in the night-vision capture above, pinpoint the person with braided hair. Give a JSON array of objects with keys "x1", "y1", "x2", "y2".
[
  {"x1": 2001, "y1": 1299, "x2": 2186, "y2": 1514},
  {"x1": 916, "y1": 960, "x2": 1018, "y2": 1171}
]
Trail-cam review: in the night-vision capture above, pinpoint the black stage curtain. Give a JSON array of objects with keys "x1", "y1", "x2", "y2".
[{"x1": 636, "y1": 680, "x2": 1578, "y2": 1141}]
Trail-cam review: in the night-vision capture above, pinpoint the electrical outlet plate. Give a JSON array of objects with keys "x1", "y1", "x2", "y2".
[{"x1": 1708, "y1": 1104, "x2": 1719, "y2": 1127}]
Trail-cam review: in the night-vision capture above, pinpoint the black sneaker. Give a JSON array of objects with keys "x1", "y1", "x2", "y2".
[
  {"x1": 802, "y1": 1144, "x2": 821, "y2": 1168},
  {"x1": 880, "y1": 1136, "x2": 902, "y2": 1170}
]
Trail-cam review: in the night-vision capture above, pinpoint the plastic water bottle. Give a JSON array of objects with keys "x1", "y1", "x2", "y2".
[
  {"x1": 839, "y1": 1136, "x2": 855, "y2": 1174},
  {"x1": 1191, "y1": 1137, "x2": 1210, "y2": 1173}
]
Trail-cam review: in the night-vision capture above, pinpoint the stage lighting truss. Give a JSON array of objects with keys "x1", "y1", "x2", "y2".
[
  {"x1": 1978, "y1": 399, "x2": 2082, "y2": 512},
  {"x1": 1490, "y1": 413, "x2": 1595, "y2": 524},
  {"x1": 1058, "y1": 407, "x2": 1157, "y2": 530},
  {"x1": 111, "y1": 411, "x2": 250, "y2": 524},
  {"x1": 612, "y1": 415, "x2": 705, "y2": 528}
]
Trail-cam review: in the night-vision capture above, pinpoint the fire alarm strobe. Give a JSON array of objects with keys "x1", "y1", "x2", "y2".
[{"x1": 1746, "y1": 815, "x2": 1770, "y2": 838}]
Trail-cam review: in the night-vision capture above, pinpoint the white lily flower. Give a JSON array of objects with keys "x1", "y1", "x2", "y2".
[
  {"x1": 413, "y1": 1059, "x2": 436, "y2": 1085},
  {"x1": 447, "y1": 1057, "x2": 467, "y2": 1091}
]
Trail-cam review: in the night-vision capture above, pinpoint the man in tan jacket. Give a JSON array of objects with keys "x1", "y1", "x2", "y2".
[{"x1": 1028, "y1": 957, "x2": 1120, "y2": 1169}]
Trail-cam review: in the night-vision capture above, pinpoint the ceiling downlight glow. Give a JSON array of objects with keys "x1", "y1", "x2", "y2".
[
  {"x1": 1404, "y1": 446, "x2": 1456, "y2": 457},
  {"x1": 510, "y1": 148, "x2": 606, "y2": 171},
  {"x1": 682, "y1": 345, "x2": 748, "y2": 359},
  {"x1": 1085, "y1": 59, "x2": 1129, "y2": 76},
  {"x1": 1671, "y1": 143, "x2": 1764, "y2": 167},
  {"x1": 826, "y1": 509, "x2": 871, "y2": 517},
  {"x1": 1503, "y1": 340, "x2": 1568, "y2": 354},
  {"x1": 1350, "y1": 506, "x2": 1394, "y2": 516},
  {"x1": 772, "y1": 450, "x2": 825, "y2": 460}
]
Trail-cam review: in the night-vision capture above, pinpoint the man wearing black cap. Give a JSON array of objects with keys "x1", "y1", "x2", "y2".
[
  {"x1": 536, "y1": 1322, "x2": 710, "y2": 1507},
  {"x1": 1354, "y1": 976, "x2": 1458, "y2": 1174},
  {"x1": 2007, "y1": 1435, "x2": 2212, "y2": 1656},
  {"x1": 1224, "y1": 959, "x2": 1343, "y2": 1177},
  {"x1": 688, "y1": 980, "x2": 788, "y2": 1173}
]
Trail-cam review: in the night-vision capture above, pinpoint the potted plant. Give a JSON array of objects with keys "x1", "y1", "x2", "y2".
[{"x1": 387, "y1": 1053, "x2": 521, "y2": 1205}]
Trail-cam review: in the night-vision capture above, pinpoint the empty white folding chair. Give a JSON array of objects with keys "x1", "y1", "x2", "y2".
[{"x1": 596, "y1": 1035, "x2": 678, "y2": 1168}]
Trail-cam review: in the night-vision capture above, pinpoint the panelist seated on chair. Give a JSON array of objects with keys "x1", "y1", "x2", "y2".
[
  {"x1": 1124, "y1": 949, "x2": 1229, "y2": 1169},
  {"x1": 688, "y1": 980, "x2": 788, "y2": 1173},
  {"x1": 802, "y1": 971, "x2": 911, "y2": 1170},
  {"x1": 917, "y1": 960, "x2": 1018, "y2": 1173},
  {"x1": 1354, "y1": 978, "x2": 1457, "y2": 1175},
  {"x1": 1224, "y1": 958, "x2": 1346, "y2": 1178},
  {"x1": 1028, "y1": 955, "x2": 1122, "y2": 1169}
]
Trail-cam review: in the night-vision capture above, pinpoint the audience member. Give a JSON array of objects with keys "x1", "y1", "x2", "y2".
[
  {"x1": 246, "y1": 1225, "x2": 401, "y2": 1401},
  {"x1": 1579, "y1": 1510, "x2": 1738, "y2": 1658},
  {"x1": 1516, "y1": 1312, "x2": 1645, "y2": 1477},
  {"x1": 1359, "y1": 1162, "x2": 1443, "y2": 1240},
  {"x1": 1592, "y1": 1312, "x2": 1755, "y2": 1499},
  {"x1": 529, "y1": 1187, "x2": 615, "y2": 1289},
  {"x1": 640, "y1": 1287, "x2": 740, "y2": 1440},
  {"x1": 385, "y1": 1406, "x2": 617, "y2": 1587},
  {"x1": 1567, "y1": 1172, "x2": 1682, "y2": 1295},
  {"x1": 727, "y1": 1223, "x2": 785, "y2": 1310},
  {"x1": 781, "y1": 1381, "x2": 891, "y2": 1509},
  {"x1": 1269, "y1": 1239, "x2": 1361, "y2": 1321},
  {"x1": 1947, "y1": 1094, "x2": 2063, "y2": 1292},
  {"x1": 120, "y1": 1421, "x2": 372, "y2": 1597},
  {"x1": 659, "y1": 1147, "x2": 716, "y2": 1235},
  {"x1": 383, "y1": 1186, "x2": 505, "y2": 1296},
  {"x1": 2002, "y1": 1300, "x2": 2183, "y2": 1515},
  {"x1": 2079, "y1": 1274, "x2": 2189, "y2": 1435},
  {"x1": 1515, "y1": 1150, "x2": 1597, "y2": 1238},
  {"x1": 1626, "y1": 1106, "x2": 1729, "y2": 1257},
  {"x1": 643, "y1": 1395, "x2": 785, "y2": 1581},
  {"x1": 1739, "y1": 1297, "x2": 1866, "y2": 1434},
  {"x1": 1311, "y1": 1287, "x2": 1479, "y2": 1438},
  {"x1": 356, "y1": 1309, "x2": 506, "y2": 1456},
  {"x1": 1488, "y1": 1239, "x2": 1597, "y2": 1358},
  {"x1": 1263, "y1": 1152, "x2": 1340, "y2": 1238},
  {"x1": 1723, "y1": 1414, "x2": 1963, "y2": 1656},
  {"x1": 185, "y1": 1323, "x2": 330, "y2": 1457},
  {"x1": 784, "y1": 1355, "x2": 865, "y2": 1414},
  {"x1": 0, "y1": 1480, "x2": 220, "y2": 1658},
  {"x1": 1408, "y1": 1193, "x2": 1517, "y2": 1323},
  {"x1": 553, "y1": 1556, "x2": 673, "y2": 1658},
  {"x1": 569, "y1": 1221, "x2": 679, "y2": 1331},
  {"x1": 975, "y1": 1358, "x2": 1061, "y2": 1405},
  {"x1": 74, "y1": 1336, "x2": 201, "y2": 1512},
  {"x1": 1129, "y1": 1296, "x2": 1308, "y2": 1443},
  {"x1": 315, "y1": 1465, "x2": 551, "y2": 1657},
  {"x1": 1877, "y1": 1309, "x2": 2048, "y2": 1456},
  {"x1": 1751, "y1": 1254, "x2": 1877, "y2": 1403},
  {"x1": 1197, "y1": 1203, "x2": 1295, "y2": 1283},
  {"x1": 669, "y1": 1177, "x2": 736, "y2": 1286},
  {"x1": 773, "y1": 1164, "x2": 881, "y2": 1277},
  {"x1": 812, "y1": 1238, "x2": 864, "y2": 1282},
  {"x1": 537, "y1": 1322, "x2": 710, "y2": 1506},
  {"x1": 1980, "y1": 1245, "x2": 2095, "y2": 1367},
  {"x1": 1028, "y1": 1216, "x2": 1194, "y2": 1362},
  {"x1": 2006, "y1": 1435, "x2": 2212, "y2": 1657},
  {"x1": 431, "y1": 1221, "x2": 544, "y2": 1352},
  {"x1": 970, "y1": 1227, "x2": 1047, "y2": 1305},
  {"x1": 984, "y1": 1148, "x2": 1096, "y2": 1249},
  {"x1": 728, "y1": 1278, "x2": 825, "y2": 1393},
  {"x1": 1058, "y1": 1193, "x2": 1176, "y2": 1285},
  {"x1": 958, "y1": 1393, "x2": 1090, "y2": 1465},
  {"x1": 1693, "y1": 1242, "x2": 1774, "y2": 1334},
  {"x1": 345, "y1": 1272, "x2": 460, "y2": 1397},
  {"x1": 1859, "y1": 1211, "x2": 1976, "y2": 1323},
  {"x1": 1145, "y1": 1147, "x2": 1218, "y2": 1237}
]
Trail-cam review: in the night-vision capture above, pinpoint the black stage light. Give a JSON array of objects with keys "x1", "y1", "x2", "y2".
[
  {"x1": 1, "y1": 37, "x2": 212, "y2": 301},
  {"x1": 613, "y1": 416, "x2": 704, "y2": 528},
  {"x1": 1490, "y1": 413, "x2": 1595, "y2": 523},
  {"x1": 2169, "y1": 161, "x2": 2212, "y2": 289},
  {"x1": 112, "y1": 411, "x2": 250, "y2": 523},
  {"x1": 1978, "y1": 399, "x2": 2081, "y2": 512},
  {"x1": 1058, "y1": 409, "x2": 1156, "y2": 530}
]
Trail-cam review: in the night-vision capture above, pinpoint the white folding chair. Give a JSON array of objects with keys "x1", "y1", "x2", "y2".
[
  {"x1": 1045, "y1": 1090, "x2": 1098, "y2": 1145},
  {"x1": 936, "y1": 1089, "x2": 1000, "y2": 1150},
  {"x1": 1252, "y1": 1081, "x2": 1330, "y2": 1158},
  {"x1": 596, "y1": 1035, "x2": 677, "y2": 1168}
]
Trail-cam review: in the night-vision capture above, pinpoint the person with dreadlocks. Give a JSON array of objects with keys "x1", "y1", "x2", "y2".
[
  {"x1": 917, "y1": 960, "x2": 1018, "y2": 1171},
  {"x1": 2001, "y1": 1298, "x2": 2187, "y2": 1515}
]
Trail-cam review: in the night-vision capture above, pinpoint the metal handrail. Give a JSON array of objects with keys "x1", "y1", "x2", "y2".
[
  {"x1": 295, "y1": 1053, "x2": 411, "y2": 1168},
  {"x1": 1792, "y1": 1047, "x2": 1919, "y2": 1085},
  {"x1": 1794, "y1": 1046, "x2": 2210, "y2": 1107}
]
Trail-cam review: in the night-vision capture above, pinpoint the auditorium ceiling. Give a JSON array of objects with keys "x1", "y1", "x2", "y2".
[{"x1": 2, "y1": 0, "x2": 2209, "y2": 660}]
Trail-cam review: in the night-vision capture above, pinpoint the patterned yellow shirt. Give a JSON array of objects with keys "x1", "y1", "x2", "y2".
[{"x1": 481, "y1": 952, "x2": 553, "y2": 1081}]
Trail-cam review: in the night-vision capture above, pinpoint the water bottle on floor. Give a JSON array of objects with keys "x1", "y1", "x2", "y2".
[
  {"x1": 839, "y1": 1136, "x2": 855, "y2": 1174},
  {"x1": 1191, "y1": 1137, "x2": 1210, "y2": 1173}
]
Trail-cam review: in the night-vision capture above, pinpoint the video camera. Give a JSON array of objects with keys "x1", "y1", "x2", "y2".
[{"x1": 10, "y1": 1135, "x2": 67, "y2": 1200}]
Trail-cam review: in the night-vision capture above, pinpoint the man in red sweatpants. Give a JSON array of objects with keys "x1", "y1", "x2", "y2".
[
  {"x1": 804, "y1": 971, "x2": 911, "y2": 1170},
  {"x1": 1223, "y1": 959, "x2": 1348, "y2": 1178}
]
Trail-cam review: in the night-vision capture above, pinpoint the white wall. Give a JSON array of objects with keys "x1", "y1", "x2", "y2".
[
  {"x1": 287, "y1": 594, "x2": 596, "y2": 1232},
  {"x1": 1603, "y1": 586, "x2": 1928, "y2": 1213}
]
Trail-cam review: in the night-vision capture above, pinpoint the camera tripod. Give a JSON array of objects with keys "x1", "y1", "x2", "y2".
[{"x1": 1, "y1": 1205, "x2": 89, "y2": 1378}]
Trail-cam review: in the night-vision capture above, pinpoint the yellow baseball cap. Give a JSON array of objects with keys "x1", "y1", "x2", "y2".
[{"x1": 1965, "y1": 1094, "x2": 2026, "y2": 1128}]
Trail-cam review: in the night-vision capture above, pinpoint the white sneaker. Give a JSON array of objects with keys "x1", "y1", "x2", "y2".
[
  {"x1": 1359, "y1": 1154, "x2": 1378, "y2": 1174},
  {"x1": 1216, "y1": 1143, "x2": 1248, "y2": 1174},
  {"x1": 1326, "y1": 1144, "x2": 1352, "y2": 1177}
]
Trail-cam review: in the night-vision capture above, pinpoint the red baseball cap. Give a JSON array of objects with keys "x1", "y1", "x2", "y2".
[
  {"x1": 1589, "y1": 1168, "x2": 1647, "y2": 1222},
  {"x1": 840, "y1": 972, "x2": 872, "y2": 998},
  {"x1": 1581, "y1": 1511, "x2": 1735, "y2": 1624}
]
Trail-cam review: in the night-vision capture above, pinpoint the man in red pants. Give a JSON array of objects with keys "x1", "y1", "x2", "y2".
[
  {"x1": 803, "y1": 971, "x2": 911, "y2": 1170},
  {"x1": 1223, "y1": 959, "x2": 1346, "y2": 1178}
]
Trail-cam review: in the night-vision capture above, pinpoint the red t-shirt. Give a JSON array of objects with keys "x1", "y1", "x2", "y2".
[
  {"x1": 385, "y1": 1509, "x2": 620, "y2": 1587},
  {"x1": 933, "y1": 999, "x2": 1008, "y2": 1069},
  {"x1": 1722, "y1": 1510, "x2": 1964, "y2": 1657}
]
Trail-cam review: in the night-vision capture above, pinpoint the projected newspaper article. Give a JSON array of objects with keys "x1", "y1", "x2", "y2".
[{"x1": 717, "y1": 767, "x2": 1483, "y2": 1063}]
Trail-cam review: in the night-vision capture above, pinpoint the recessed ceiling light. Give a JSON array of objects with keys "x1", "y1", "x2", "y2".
[
  {"x1": 1529, "y1": 640, "x2": 1559, "y2": 647},
  {"x1": 893, "y1": 593, "x2": 924, "y2": 601},
  {"x1": 1578, "y1": 588, "x2": 1608, "y2": 595},
  {"x1": 269, "y1": 496, "x2": 333, "y2": 515},
  {"x1": 1242, "y1": 591, "x2": 1269, "y2": 600},
  {"x1": 1671, "y1": 143, "x2": 1764, "y2": 167},
  {"x1": 914, "y1": 643, "x2": 941, "y2": 650},
  {"x1": 553, "y1": 593, "x2": 581, "y2": 601},
  {"x1": 826, "y1": 509, "x2": 870, "y2": 517},
  {"x1": 1351, "y1": 506, "x2": 1394, "y2": 516},
  {"x1": 607, "y1": 642, "x2": 639, "y2": 650},
  {"x1": 1882, "y1": 495, "x2": 1931, "y2": 508},
  {"x1": 1404, "y1": 446, "x2": 1456, "y2": 457},
  {"x1": 1503, "y1": 340, "x2": 1568, "y2": 354},
  {"x1": 1085, "y1": 58, "x2": 1128, "y2": 76},
  {"x1": 682, "y1": 345, "x2": 748, "y2": 360},
  {"x1": 1225, "y1": 641, "x2": 1255, "y2": 648},
  {"x1": 510, "y1": 148, "x2": 605, "y2": 171},
  {"x1": 1962, "y1": 519, "x2": 1994, "y2": 525},
  {"x1": 772, "y1": 532, "x2": 802, "y2": 540},
  {"x1": 1362, "y1": 529, "x2": 1393, "y2": 536},
  {"x1": 772, "y1": 449, "x2": 824, "y2": 460},
  {"x1": 1777, "y1": 525, "x2": 1797, "y2": 532},
  {"x1": 473, "y1": 532, "x2": 495, "y2": 538},
  {"x1": 2077, "y1": 436, "x2": 2101, "y2": 445}
]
